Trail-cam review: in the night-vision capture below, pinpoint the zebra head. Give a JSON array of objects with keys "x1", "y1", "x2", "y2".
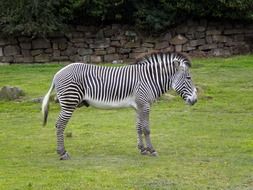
[{"x1": 171, "y1": 60, "x2": 197, "y2": 105}]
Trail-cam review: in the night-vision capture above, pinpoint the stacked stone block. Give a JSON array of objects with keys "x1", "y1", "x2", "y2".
[{"x1": 0, "y1": 20, "x2": 252, "y2": 64}]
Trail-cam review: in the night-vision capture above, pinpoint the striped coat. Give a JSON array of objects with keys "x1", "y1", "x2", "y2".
[{"x1": 42, "y1": 52, "x2": 197, "y2": 160}]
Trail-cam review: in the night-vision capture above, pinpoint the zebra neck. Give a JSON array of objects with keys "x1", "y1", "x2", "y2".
[{"x1": 138, "y1": 63, "x2": 172, "y2": 98}]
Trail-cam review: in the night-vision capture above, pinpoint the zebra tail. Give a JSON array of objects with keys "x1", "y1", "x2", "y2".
[{"x1": 42, "y1": 82, "x2": 55, "y2": 127}]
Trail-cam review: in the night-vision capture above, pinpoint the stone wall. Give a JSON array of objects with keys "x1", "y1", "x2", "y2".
[{"x1": 0, "y1": 20, "x2": 253, "y2": 64}]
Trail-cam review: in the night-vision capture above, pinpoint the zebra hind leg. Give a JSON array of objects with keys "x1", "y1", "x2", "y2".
[
  {"x1": 56, "y1": 108, "x2": 75, "y2": 160},
  {"x1": 136, "y1": 107, "x2": 148, "y2": 155},
  {"x1": 55, "y1": 85, "x2": 82, "y2": 160}
]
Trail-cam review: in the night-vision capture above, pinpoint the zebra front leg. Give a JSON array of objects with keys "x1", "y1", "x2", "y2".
[
  {"x1": 56, "y1": 109, "x2": 73, "y2": 160},
  {"x1": 136, "y1": 104, "x2": 157, "y2": 156},
  {"x1": 143, "y1": 124, "x2": 158, "y2": 156},
  {"x1": 136, "y1": 118, "x2": 147, "y2": 155}
]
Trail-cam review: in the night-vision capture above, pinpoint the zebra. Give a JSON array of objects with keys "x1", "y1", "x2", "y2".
[{"x1": 42, "y1": 52, "x2": 197, "y2": 160}]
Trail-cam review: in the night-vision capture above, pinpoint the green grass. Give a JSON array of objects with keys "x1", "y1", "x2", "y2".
[{"x1": 0, "y1": 55, "x2": 253, "y2": 190}]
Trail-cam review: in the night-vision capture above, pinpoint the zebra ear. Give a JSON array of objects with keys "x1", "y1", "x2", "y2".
[
  {"x1": 173, "y1": 60, "x2": 180, "y2": 68},
  {"x1": 174, "y1": 60, "x2": 186, "y2": 72}
]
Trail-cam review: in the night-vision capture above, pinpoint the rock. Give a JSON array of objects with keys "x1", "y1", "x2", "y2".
[
  {"x1": 224, "y1": 29, "x2": 244, "y2": 35},
  {"x1": 76, "y1": 25, "x2": 88, "y2": 32},
  {"x1": 132, "y1": 47, "x2": 148, "y2": 53},
  {"x1": 0, "y1": 86, "x2": 25, "y2": 100},
  {"x1": 196, "y1": 26, "x2": 206, "y2": 32},
  {"x1": 106, "y1": 47, "x2": 116, "y2": 54},
  {"x1": 20, "y1": 43, "x2": 31, "y2": 50},
  {"x1": 72, "y1": 32, "x2": 84, "y2": 38},
  {"x1": 163, "y1": 32, "x2": 172, "y2": 41},
  {"x1": 129, "y1": 52, "x2": 143, "y2": 59},
  {"x1": 52, "y1": 43, "x2": 58, "y2": 50},
  {"x1": 170, "y1": 34, "x2": 188, "y2": 45},
  {"x1": 32, "y1": 38, "x2": 51, "y2": 49},
  {"x1": 119, "y1": 48, "x2": 131, "y2": 54},
  {"x1": 31, "y1": 97, "x2": 44, "y2": 103},
  {"x1": 52, "y1": 56, "x2": 69, "y2": 61},
  {"x1": 206, "y1": 30, "x2": 222, "y2": 35},
  {"x1": 4, "y1": 45, "x2": 20, "y2": 56},
  {"x1": 198, "y1": 44, "x2": 217, "y2": 50},
  {"x1": 189, "y1": 39, "x2": 205, "y2": 47},
  {"x1": 142, "y1": 42, "x2": 154, "y2": 48},
  {"x1": 112, "y1": 60, "x2": 123, "y2": 64},
  {"x1": 190, "y1": 50, "x2": 207, "y2": 57},
  {"x1": 45, "y1": 48, "x2": 53, "y2": 54},
  {"x1": 22, "y1": 56, "x2": 34, "y2": 63},
  {"x1": 77, "y1": 48, "x2": 93, "y2": 56},
  {"x1": 14, "y1": 55, "x2": 33, "y2": 63},
  {"x1": 0, "y1": 62, "x2": 10, "y2": 65},
  {"x1": 163, "y1": 46, "x2": 175, "y2": 52},
  {"x1": 34, "y1": 54, "x2": 50, "y2": 62},
  {"x1": 71, "y1": 38, "x2": 86, "y2": 43},
  {"x1": 212, "y1": 35, "x2": 232, "y2": 43},
  {"x1": 124, "y1": 58, "x2": 135, "y2": 64},
  {"x1": 104, "y1": 54, "x2": 119, "y2": 62},
  {"x1": 31, "y1": 49, "x2": 43, "y2": 56},
  {"x1": 0, "y1": 38, "x2": 17, "y2": 46},
  {"x1": 182, "y1": 44, "x2": 196, "y2": 51},
  {"x1": 195, "y1": 32, "x2": 205, "y2": 39},
  {"x1": 69, "y1": 55, "x2": 81, "y2": 62},
  {"x1": 90, "y1": 55, "x2": 103, "y2": 63},
  {"x1": 58, "y1": 42, "x2": 68, "y2": 50},
  {"x1": 0, "y1": 47, "x2": 3, "y2": 56},
  {"x1": 175, "y1": 45, "x2": 182, "y2": 52},
  {"x1": 125, "y1": 30, "x2": 137, "y2": 37},
  {"x1": 94, "y1": 50, "x2": 106, "y2": 56},
  {"x1": 74, "y1": 42, "x2": 88, "y2": 48},
  {"x1": 104, "y1": 27, "x2": 119, "y2": 37},
  {"x1": 206, "y1": 36, "x2": 213, "y2": 44},
  {"x1": 110, "y1": 41, "x2": 121, "y2": 47},
  {"x1": 125, "y1": 41, "x2": 140, "y2": 48},
  {"x1": 82, "y1": 55, "x2": 91, "y2": 63},
  {"x1": 21, "y1": 49, "x2": 31, "y2": 56},
  {"x1": 1, "y1": 56, "x2": 14, "y2": 63},
  {"x1": 90, "y1": 39, "x2": 110, "y2": 49},
  {"x1": 61, "y1": 46, "x2": 77, "y2": 56},
  {"x1": 53, "y1": 50, "x2": 60, "y2": 58},
  {"x1": 213, "y1": 48, "x2": 231, "y2": 56},
  {"x1": 155, "y1": 41, "x2": 169, "y2": 50},
  {"x1": 18, "y1": 37, "x2": 31, "y2": 43}
]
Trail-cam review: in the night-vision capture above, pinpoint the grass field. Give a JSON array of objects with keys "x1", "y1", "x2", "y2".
[{"x1": 0, "y1": 55, "x2": 253, "y2": 190}]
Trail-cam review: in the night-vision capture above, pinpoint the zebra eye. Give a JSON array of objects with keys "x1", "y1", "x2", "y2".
[{"x1": 186, "y1": 76, "x2": 191, "y2": 80}]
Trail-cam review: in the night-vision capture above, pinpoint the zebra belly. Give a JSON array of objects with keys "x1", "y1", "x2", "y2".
[{"x1": 84, "y1": 96, "x2": 137, "y2": 110}]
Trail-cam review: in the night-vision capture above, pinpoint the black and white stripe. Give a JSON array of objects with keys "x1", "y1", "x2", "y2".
[{"x1": 42, "y1": 52, "x2": 197, "y2": 159}]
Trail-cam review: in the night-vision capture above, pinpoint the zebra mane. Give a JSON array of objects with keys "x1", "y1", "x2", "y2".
[{"x1": 133, "y1": 51, "x2": 192, "y2": 68}]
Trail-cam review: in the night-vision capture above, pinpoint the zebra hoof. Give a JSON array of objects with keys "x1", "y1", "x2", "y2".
[
  {"x1": 59, "y1": 152, "x2": 70, "y2": 160},
  {"x1": 150, "y1": 151, "x2": 158, "y2": 157},
  {"x1": 140, "y1": 149, "x2": 148, "y2": 155}
]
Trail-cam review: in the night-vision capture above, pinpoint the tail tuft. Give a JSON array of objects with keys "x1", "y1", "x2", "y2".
[{"x1": 42, "y1": 83, "x2": 55, "y2": 127}]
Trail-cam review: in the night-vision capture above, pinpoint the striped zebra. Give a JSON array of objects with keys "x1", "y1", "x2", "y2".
[{"x1": 42, "y1": 52, "x2": 197, "y2": 160}]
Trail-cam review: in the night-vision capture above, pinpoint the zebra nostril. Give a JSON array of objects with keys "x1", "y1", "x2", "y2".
[
  {"x1": 186, "y1": 97, "x2": 197, "y2": 105},
  {"x1": 192, "y1": 98, "x2": 197, "y2": 105}
]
